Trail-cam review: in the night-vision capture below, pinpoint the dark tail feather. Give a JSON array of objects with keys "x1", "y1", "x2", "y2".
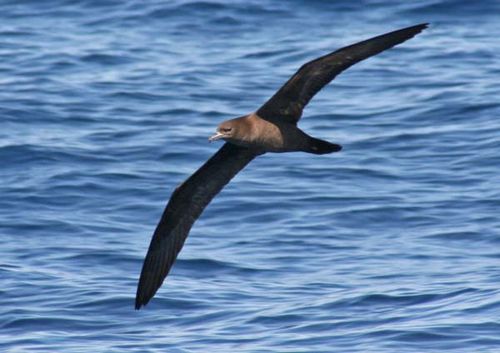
[{"x1": 306, "y1": 137, "x2": 342, "y2": 155}]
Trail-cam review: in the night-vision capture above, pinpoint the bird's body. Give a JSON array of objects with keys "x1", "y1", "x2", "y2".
[
  {"x1": 218, "y1": 113, "x2": 328, "y2": 153},
  {"x1": 135, "y1": 23, "x2": 428, "y2": 309}
]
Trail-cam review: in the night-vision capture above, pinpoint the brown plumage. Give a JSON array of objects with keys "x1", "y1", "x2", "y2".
[{"x1": 135, "y1": 23, "x2": 428, "y2": 309}]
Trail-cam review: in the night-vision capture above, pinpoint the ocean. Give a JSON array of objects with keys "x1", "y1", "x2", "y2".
[{"x1": 1, "y1": 1, "x2": 499, "y2": 352}]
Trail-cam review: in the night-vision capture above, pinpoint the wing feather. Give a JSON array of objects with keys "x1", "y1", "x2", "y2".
[
  {"x1": 257, "y1": 23, "x2": 428, "y2": 124},
  {"x1": 135, "y1": 143, "x2": 260, "y2": 309}
]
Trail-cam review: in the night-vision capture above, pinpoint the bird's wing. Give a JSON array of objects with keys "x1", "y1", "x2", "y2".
[
  {"x1": 256, "y1": 23, "x2": 428, "y2": 124},
  {"x1": 135, "y1": 143, "x2": 261, "y2": 309}
]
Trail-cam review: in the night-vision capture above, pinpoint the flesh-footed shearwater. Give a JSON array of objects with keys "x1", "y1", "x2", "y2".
[{"x1": 135, "y1": 23, "x2": 428, "y2": 309}]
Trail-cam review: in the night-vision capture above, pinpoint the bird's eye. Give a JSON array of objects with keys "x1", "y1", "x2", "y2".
[{"x1": 222, "y1": 127, "x2": 232, "y2": 133}]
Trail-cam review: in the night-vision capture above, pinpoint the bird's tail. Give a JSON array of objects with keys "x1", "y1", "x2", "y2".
[{"x1": 306, "y1": 137, "x2": 342, "y2": 155}]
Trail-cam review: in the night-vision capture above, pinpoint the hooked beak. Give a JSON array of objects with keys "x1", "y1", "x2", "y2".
[{"x1": 208, "y1": 131, "x2": 225, "y2": 142}]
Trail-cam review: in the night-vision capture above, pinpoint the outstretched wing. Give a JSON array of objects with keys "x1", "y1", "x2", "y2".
[
  {"x1": 257, "y1": 23, "x2": 428, "y2": 124},
  {"x1": 135, "y1": 143, "x2": 260, "y2": 309}
]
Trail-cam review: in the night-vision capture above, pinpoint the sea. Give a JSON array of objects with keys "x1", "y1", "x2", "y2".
[{"x1": 1, "y1": 1, "x2": 499, "y2": 352}]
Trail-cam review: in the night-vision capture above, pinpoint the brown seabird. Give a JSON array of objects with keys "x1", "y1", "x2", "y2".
[{"x1": 135, "y1": 23, "x2": 428, "y2": 309}]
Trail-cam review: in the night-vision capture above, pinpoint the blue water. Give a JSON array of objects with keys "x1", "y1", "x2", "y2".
[{"x1": 1, "y1": 0, "x2": 500, "y2": 352}]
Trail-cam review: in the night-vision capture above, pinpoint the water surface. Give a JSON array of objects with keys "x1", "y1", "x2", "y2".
[{"x1": 1, "y1": 1, "x2": 500, "y2": 352}]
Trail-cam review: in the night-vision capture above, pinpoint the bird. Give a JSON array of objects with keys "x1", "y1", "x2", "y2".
[{"x1": 135, "y1": 23, "x2": 428, "y2": 309}]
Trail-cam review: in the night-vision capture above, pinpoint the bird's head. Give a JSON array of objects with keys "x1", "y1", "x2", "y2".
[{"x1": 209, "y1": 120, "x2": 237, "y2": 142}]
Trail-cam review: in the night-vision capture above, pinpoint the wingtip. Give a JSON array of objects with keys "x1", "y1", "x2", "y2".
[
  {"x1": 135, "y1": 285, "x2": 153, "y2": 310},
  {"x1": 135, "y1": 295, "x2": 149, "y2": 310},
  {"x1": 394, "y1": 23, "x2": 429, "y2": 42},
  {"x1": 398, "y1": 23, "x2": 429, "y2": 36},
  {"x1": 414, "y1": 23, "x2": 430, "y2": 32},
  {"x1": 135, "y1": 296, "x2": 142, "y2": 310},
  {"x1": 135, "y1": 299, "x2": 143, "y2": 310},
  {"x1": 135, "y1": 280, "x2": 150, "y2": 310}
]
